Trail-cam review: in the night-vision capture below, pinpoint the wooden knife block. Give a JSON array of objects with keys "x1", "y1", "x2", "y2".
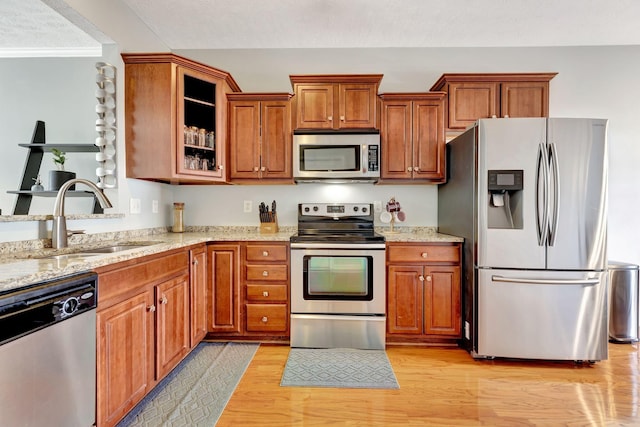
[{"x1": 260, "y1": 213, "x2": 279, "y2": 234}]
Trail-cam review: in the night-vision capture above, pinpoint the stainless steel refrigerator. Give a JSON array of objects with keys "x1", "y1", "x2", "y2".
[{"x1": 438, "y1": 118, "x2": 608, "y2": 361}]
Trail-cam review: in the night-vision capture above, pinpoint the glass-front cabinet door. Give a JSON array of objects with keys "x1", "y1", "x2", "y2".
[{"x1": 176, "y1": 67, "x2": 224, "y2": 180}]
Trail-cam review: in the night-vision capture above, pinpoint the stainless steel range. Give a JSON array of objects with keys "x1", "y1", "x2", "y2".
[{"x1": 290, "y1": 203, "x2": 386, "y2": 350}]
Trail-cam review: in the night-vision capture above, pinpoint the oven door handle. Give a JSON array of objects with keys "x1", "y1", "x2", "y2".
[{"x1": 291, "y1": 242, "x2": 386, "y2": 250}]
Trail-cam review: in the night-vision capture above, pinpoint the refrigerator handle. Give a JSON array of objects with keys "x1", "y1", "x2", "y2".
[
  {"x1": 548, "y1": 143, "x2": 560, "y2": 246},
  {"x1": 492, "y1": 275, "x2": 600, "y2": 286},
  {"x1": 535, "y1": 143, "x2": 549, "y2": 246}
]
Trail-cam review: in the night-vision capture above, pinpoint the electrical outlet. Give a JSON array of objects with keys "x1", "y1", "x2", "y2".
[
  {"x1": 130, "y1": 198, "x2": 141, "y2": 214},
  {"x1": 373, "y1": 200, "x2": 382, "y2": 212},
  {"x1": 243, "y1": 200, "x2": 252, "y2": 213},
  {"x1": 152, "y1": 200, "x2": 159, "y2": 213}
]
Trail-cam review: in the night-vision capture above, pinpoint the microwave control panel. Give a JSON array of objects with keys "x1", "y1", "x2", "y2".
[{"x1": 367, "y1": 145, "x2": 379, "y2": 171}]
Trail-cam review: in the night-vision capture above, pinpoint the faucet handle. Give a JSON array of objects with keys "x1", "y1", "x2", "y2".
[{"x1": 67, "y1": 229, "x2": 86, "y2": 237}]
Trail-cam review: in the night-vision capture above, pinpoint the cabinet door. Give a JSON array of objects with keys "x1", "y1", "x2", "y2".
[
  {"x1": 229, "y1": 100, "x2": 260, "y2": 179},
  {"x1": 207, "y1": 244, "x2": 242, "y2": 333},
  {"x1": 501, "y1": 81, "x2": 549, "y2": 118},
  {"x1": 387, "y1": 265, "x2": 424, "y2": 335},
  {"x1": 176, "y1": 66, "x2": 225, "y2": 179},
  {"x1": 413, "y1": 100, "x2": 445, "y2": 181},
  {"x1": 381, "y1": 100, "x2": 413, "y2": 179},
  {"x1": 97, "y1": 291, "x2": 154, "y2": 427},
  {"x1": 190, "y1": 245, "x2": 208, "y2": 347},
  {"x1": 447, "y1": 82, "x2": 499, "y2": 129},
  {"x1": 423, "y1": 266, "x2": 461, "y2": 337},
  {"x1": 295, "y1": 84, "x2": 334, "y2": 129},
  {"x1": 339, "y1": 83, "x2": 377, "y2": 129},
  {"x1": 156, "y1": 274, "x2": 191, "y2": 379},
  {"x1": 261, "y1": 100, "x2": 292, "y2": 179}
]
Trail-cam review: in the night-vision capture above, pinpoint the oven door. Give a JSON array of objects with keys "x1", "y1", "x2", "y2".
[{"x1": 290, "y1": 244, "x2": 386, "y2": 315}]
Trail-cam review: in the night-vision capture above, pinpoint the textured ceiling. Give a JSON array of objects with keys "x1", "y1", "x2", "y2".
[{"x1": 1, "y1": 0, "x2": 640, "y2": 58}]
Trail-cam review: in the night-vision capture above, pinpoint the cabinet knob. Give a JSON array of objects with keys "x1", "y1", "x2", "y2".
[
  {"x1": 426, "y1": 275, "x2": 432, "y2": 282},
  {"x1": 419, "y1": 275, "x2": 424, "y2": 282},
  {"x1": 219, "y1": 164, "x2": 224, "y2": 170},
  {"x1": 261, "y1": 316, "x2": 268, "y2": 323},
  {"x1": 148, "y1": 305, "x2": 156, "y2": 312},
  {"x1": 407, "y1": 167, "x2": 413, "y2": 172},
  {"x1": 340, "y1": 115, "x2": 345, "y2": 121},
  {"x1": 161, "y1": 295, "x2": 168, "y2": 305},
  {"x1": 254, "y1": 166, "x2": 259, "y2": 172},
  {"x1": 262, "y1": 271, "x2": 269, "y2": 277},
  {"x1": 193, "y1": 259, "x2": 198, "y2": 266},
  {"x1": 414, "y1": 166, "x2": 420, "y2": 172},
  {"x1": 263, "y1": 291, "x2": 269, "y2": 297},
  {"x1": 262, "y1": 251, "x2": 269, "y2": 257},
  {"x1": 261, "y1": 166, "x2": 266, "y2": 172},
  {"x1": 421, "y1": 252, "x2": 428, "y2": 258}
]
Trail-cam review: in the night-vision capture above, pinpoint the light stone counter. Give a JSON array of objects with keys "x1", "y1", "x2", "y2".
[{"x1": 0, "y1": 226, "x2": 463, "y2": 293}]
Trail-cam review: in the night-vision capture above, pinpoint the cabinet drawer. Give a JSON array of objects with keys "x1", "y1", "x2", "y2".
[
  {"x1": 246, "y1": 264, "x2": 288, "y2": 281},
  {"x1": 246, "y1": 304, "x2": 288, "y2": 332},
  {"x1": 387, "y1": 244, "x2": 460, "y2": 263},
  {"x1": 246, "y1": 284, "x2": 288, "y2": 302},
  {"x1": 245, "y1": 244, "x2": 288, "y2": 262}
]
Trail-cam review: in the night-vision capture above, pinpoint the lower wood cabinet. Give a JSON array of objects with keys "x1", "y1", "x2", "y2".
[
  {"x1": 190, "y1": 245, "x2": 208, "y2": 346},
  {"x1": 386, "y1": 242, "x2": 462, "y2": 342},
  {"x1": 96, "y1": 247, "x2": 204, "y2": 427},
  {"x1": 207, "y1": 241, "x2": 290, "y2": 341}
]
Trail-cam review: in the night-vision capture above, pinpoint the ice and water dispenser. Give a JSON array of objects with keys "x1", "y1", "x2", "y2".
[{"x1": 487, "y1": 170, "x2": 523, "y2": 229}]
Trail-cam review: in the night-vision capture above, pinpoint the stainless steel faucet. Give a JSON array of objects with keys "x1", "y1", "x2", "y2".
[{"x1": 52, "y1": 178, "x2": 113, "y2": 249}]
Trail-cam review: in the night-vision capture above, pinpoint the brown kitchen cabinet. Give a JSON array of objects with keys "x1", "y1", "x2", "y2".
[
  {"x1": 96, "y1": 249, "x2": 191, "y2": 427},
  {"x1": 190, "y1": 244, "x2": 208, "y2": 347},
  {"x1": 290, "y1": 74, "x2": 383, "y2": 130},
  {"x1": 122, "y1": 53, "x2": 241, "y2": 184},
  {"x1": 207, "y1": 243, "x2": 242, "y2": 335},
  {"x1": 430, "y1": 73, "x2": 557, "y2": 132},
  {"x1": 228, "y1": 93, "x2": 293, "y2": 183},
  {"x1": 379, "y1": 93, "x2": 446, "y2": 182},
  {"x1": 243, "y1": 242, "x2": 290, "y2": 339},
  {"x1": 386, "y1": 243, "x2": 462, "y2": 342}
]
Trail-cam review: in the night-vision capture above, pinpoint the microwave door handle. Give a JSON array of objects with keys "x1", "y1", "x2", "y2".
[{"x1": 362, "y1": 144, "x2": 367, "y2": 173}]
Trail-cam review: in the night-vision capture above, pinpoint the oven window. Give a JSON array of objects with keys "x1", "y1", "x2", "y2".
[
  {"x1": 303, "y1": 255, "x2": 373, "y2": 300},
  {"x1": 300, "y1": 145, "x2": 360, "y2": 171}
]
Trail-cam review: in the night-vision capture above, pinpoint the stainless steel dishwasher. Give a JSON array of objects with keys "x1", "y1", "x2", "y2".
[{"x1": 0, "y1": 272, "x2": 97, "y2": 427}]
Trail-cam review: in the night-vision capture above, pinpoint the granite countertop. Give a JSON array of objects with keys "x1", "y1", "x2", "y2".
[{"x1": 0, "y1": 226, "x2": 462, "y2": 293}]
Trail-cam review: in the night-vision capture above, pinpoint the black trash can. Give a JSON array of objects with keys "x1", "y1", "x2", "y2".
[{"x1": 608, "y1": 261, "x2": 639, "y2": 343}]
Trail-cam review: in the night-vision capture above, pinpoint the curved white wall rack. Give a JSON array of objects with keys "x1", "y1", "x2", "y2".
[{"x1": 95, "y1": 62, "x2": 117, "y2": 188}]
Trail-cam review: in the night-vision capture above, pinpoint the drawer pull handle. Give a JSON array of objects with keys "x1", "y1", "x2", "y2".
[
  {"x1": 261, "y1": 316, "x2": 268, "y2": 323},
  {"x1": 262, "y1": 251, "x2": 269, "y2": 257},
  {"x1": 262, "y1": 271, "x2": 268, "y2": 277},
  {"x1": 263, "y1": 291, "x2": 269, "y2": 297},
  {"x1": 421, "y1": 252, "x2": 428, "y2": 258},
  {"x1": 148, "y1": 305, "x2": 156, "y2": 312}
]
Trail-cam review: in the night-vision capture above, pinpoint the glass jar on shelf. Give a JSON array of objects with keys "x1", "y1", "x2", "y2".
[
  {"x1": 206, "y1": 131, "x2": 215, "y2": 148},
  {"x1": 198, "y1": 128, "x2": 206, "y2": 147}
]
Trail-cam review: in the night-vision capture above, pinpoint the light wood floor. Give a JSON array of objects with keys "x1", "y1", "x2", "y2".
[{"x1": 217, "y1": 342, "x2": 639, "y2": 426}]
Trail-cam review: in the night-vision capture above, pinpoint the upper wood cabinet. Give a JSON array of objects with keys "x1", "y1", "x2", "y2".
[
  {"x1": 290, "y1": 75, "x2": 383, "y2": 130},
  {"x1": 228, "y1": 93, "x2": 293, "y2": 183},
  {"x1": 430, "y1": 73, "x2": 557, "y2": 131},
  {"x1": 379, "y1": 93, "x2": 446, "y2": 183},
  {"x1": 122, "y1": 53, "x2": 241, "y2": 184}
]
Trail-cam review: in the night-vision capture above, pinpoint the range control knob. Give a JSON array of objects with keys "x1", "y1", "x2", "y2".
[
  {"x1": 304, "y1": 206, "x2": 310, "y2": 213},
  {"x1": 362, "y1": 206, "x2": 368, "y2": 213},
  {"x1": 313, "y1": 206, "x2": 319, "y2": 212},
  {"x1": 353, "y1": 206, "x2": 359, "y2": 212}
]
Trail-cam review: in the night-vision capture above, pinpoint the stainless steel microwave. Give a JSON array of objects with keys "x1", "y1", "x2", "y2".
[{"x1": 293, "y1": 132, "x2": 380, "y2": 183}]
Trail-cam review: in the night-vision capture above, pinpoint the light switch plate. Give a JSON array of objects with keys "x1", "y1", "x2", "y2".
[
  {"x1": 130, "y1": 198, "x2": 141, "y2": 214},
  {"x1": 152, "y1": 200, "x2": 159, "y2": 213}
]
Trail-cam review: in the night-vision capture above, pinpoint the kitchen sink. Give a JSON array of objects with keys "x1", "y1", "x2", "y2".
[
  {"x1": 33, "y1": 241, "x2": 163, "y2": 260},
  {"x1": 36, "y1": 253, "x2": 100, "y2": 261},
  {"x1": 82, "y1": 244, "x2": 154, "y2": 254}
]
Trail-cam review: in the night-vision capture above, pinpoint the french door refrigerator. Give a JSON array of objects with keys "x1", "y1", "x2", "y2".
[{"x1": 438, "y1": 117, "x2": 608, "y2": 361}]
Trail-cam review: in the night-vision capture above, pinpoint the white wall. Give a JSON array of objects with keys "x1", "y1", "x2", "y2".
[{"x1": 1, "y1": 1, "x2": 638, "y2": 269}]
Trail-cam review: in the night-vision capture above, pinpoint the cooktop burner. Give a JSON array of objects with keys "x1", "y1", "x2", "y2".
[{"x1": 291, "y1": 203, "x2": 385, "y2": 244}]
